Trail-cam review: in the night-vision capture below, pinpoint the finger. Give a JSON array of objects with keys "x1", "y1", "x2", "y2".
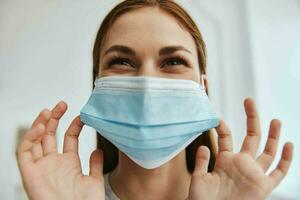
[
  {"x1": 269, "y1": 142, "x2": 293, "y2": 189},
  {"x1": 193, "y1": 146, "x2": 210, "y2": 176},
  {"x1": 17, "y1": 124, "x2": 46, "y2": 163},
  {"x1": 240, "y1": 98, "x2": 262, "y2": 157},
  {"x1": 42, "y1": 101, "x2": 68, "y2": 155},
  {"x1": 215, "y1": 119, "x2": 233, "y2": 152},
  {"x1": 31, "y1": 110, "x2": 52, "y2": 160},
  {"x1": 89, "y1": 149, "x2": 104, "y2": 179},
  {"x1": 63, "y1": 116, "x2": 84, "y2": 154},
  {"x1": 31, "y1": 109, "x2": 52, "y2": 129},
  {"x1": 256, "y1": 119, "x2": 281, "y2": 172},
  {"x1": 32, "y1": 143, "x2": 44, "y2": 161}
]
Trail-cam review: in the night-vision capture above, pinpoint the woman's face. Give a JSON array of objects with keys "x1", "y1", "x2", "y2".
[{"x1": 99, "y1": 7, "x2": 201, "y2": 83}]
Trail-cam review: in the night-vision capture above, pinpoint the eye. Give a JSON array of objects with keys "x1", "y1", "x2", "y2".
[
  {"x1": 106, "y1": 56, "x2": 135, "y2": 69},
  {"x1": 161, "y1": 56, "x2": 190, "y2": 68}
]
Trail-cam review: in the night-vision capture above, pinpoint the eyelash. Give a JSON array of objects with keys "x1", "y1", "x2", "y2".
[
  {"x1": 161, "y1": 55, "x2": 191, "y2": 68},
  {"x1": 105, "y1": 55, "x2": 191, "y2": 69},
  {"x1": 106, "y1": 55, "x2": 136, "y2": 69}
]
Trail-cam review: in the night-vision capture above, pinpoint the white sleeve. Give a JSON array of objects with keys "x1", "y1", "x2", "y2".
[{"x1": 104, "y1": 173, "x2": 120, "y2": 200}]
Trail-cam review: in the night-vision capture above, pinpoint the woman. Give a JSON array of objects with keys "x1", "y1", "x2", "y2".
[{"x1": 16, "y1": 1, "x2": 294, "y2": 200}]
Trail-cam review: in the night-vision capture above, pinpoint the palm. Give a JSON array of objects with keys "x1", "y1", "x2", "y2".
[
  {"x1": 190, "y1": 152, "x2": 268, "y2": 200},
  {"x1": 17, "y1": 102, "x2": 105, "y2": 200},
  {"x1": 189, "y1": 98, "x2": 293, "y2": 200}
]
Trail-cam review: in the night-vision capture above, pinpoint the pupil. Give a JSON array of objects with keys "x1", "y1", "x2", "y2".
[{"x1": 171, "y1": 60, "x2": 178, "y2": 65}]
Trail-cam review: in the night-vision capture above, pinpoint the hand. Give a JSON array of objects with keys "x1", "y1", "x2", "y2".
[
  {"x1": 16, "y1": 101, "x2": 105, "y2": 200},
  {"x1": 188, "y1": 98, "x2": 294, "y2": 200}
]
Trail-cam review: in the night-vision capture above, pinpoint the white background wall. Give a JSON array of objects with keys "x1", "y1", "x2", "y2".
[
  {"x1": 0, "y1": 0, "x2": 299, "y2": 199},
  {"x1": 245, "y1": 1, "x2": 300, "y2": 199}
]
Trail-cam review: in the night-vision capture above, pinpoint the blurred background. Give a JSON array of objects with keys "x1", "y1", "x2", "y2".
[{"x1": 0, "y1": 0, "x2": 299, "y2": 199}]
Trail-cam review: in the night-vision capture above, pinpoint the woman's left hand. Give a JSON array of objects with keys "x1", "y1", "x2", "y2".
[{"x1": 188, "y1": 98, "x2": 294, "y2": 200}]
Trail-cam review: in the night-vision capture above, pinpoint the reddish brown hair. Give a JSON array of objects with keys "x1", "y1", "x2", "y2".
[{"x1": 92, "y1": 0, "x2": 216, "y2": 174}]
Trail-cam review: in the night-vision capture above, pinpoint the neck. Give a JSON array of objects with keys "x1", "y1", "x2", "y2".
[{"x1": 109, "y1": 150, "x2": 191, "y2": 200}]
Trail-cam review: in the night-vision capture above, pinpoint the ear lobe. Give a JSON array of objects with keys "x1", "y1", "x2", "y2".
[{"x1": 201, "y1": 74, "x2": 208, "y2": 95}]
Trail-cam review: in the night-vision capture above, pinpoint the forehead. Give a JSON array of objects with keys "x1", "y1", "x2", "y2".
[{"x1": 101, "y1": 7, "x2": 197, "y2": 55}]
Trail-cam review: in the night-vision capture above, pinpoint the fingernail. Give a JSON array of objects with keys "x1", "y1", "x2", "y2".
[{"x1": 36, "y1": 123, "x2": 45, "y2": 130}]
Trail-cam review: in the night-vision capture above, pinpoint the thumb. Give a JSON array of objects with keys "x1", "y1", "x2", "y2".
[
  {"x1": 194, "y1": 145, "x2": 210, "y2": 176},
  {"x1": 89, "y1": 149, "x2": 104, "y2": 179}
]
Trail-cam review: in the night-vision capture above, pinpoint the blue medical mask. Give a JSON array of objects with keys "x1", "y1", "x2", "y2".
[{"x1": 80, "y1": 75, "x2": 220, "y2": 169}]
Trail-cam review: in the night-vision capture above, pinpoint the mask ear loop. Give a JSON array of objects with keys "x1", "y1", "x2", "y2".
[{"x1": 201, "y1": 74, "x2": 206, "y2": 90}]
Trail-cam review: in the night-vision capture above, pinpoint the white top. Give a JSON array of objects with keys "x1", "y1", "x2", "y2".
[{"x1": 104, "y1": 173, "x2": 120, "y2": 200}]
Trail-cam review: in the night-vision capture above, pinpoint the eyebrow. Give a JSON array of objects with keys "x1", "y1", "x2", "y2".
[
  {"x1": 159, "y1": 45, "x2": 192, "y2": 55},
  {"x1": 103, "y1": 45, "x2": 192, "y2": 56}
]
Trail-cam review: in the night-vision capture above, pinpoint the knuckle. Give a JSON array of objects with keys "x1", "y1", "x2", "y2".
[{"x1": 264, "y1": 149, "x2": 275, "y2": 158}]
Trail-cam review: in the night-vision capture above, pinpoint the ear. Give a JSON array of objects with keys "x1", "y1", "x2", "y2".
[{"x1": 201, "y1": 74, "x2": 209, "y2": 95}]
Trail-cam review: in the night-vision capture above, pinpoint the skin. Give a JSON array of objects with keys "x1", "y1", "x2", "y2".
[{"x1": 16, "y1": 7, "x2": 293, "y2": 200}]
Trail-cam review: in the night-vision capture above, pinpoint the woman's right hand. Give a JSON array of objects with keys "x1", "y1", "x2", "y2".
[{"x1": 16, "y1": 101, "x2": 105, "y2": 200}]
